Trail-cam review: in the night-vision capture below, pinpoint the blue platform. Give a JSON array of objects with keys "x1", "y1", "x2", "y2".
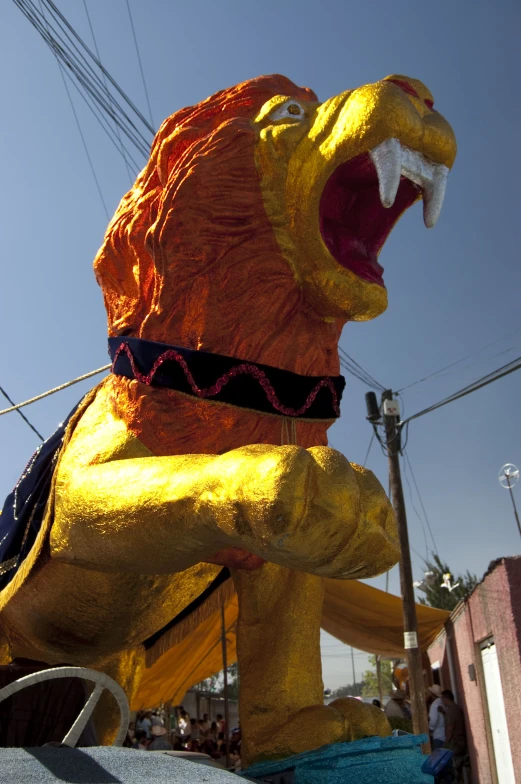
[{"x1": 242, "y1": 734, "x2": 433, "y2": 784}]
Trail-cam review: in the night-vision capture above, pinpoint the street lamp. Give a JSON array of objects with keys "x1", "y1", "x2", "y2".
[{"x1": 498, "y1": 463, "x2": 521, "y2": 538}]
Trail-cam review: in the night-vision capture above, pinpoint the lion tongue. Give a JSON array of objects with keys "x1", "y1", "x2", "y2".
[{"x1": 321, "y1": 217, "x2": 384, "y2": 283}]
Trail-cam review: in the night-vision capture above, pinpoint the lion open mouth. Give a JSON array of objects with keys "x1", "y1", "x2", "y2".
[{"x1": 319, "y1": 139, "x2": 449, "y2": 287}]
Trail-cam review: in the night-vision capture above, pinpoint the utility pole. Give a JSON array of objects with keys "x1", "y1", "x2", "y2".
[
  {"x1": 382, "y1": 389, "x2": 430, "y2": 746},
  {"x1": 350, "y1": 647, "x2": 357, "y2": 696},
  {"x1": 376, "y1": 656, "x2": 384, "y2": 707},
  {"x1": 220, "y1": 604, "x2": 230, "y2": 768},
  {"x1": 505, "y1": 474, "x2": 521, "y2": 537}
]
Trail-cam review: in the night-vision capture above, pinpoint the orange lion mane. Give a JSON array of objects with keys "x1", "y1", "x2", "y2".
[
  {"x1": 94, "y1": 74, "x2": 338, "y2": 459},
  {"x1": 94, "y1": 75, "x2": 317, "y2": 345}
]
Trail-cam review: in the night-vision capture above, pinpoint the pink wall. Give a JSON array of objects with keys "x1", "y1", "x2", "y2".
[{"x1": 427, "y1": 556, "x2": 521, "y2": 784}]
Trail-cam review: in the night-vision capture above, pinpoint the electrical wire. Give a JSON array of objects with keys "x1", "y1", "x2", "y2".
[
  {"x1": 397, "y1": 326, "x2": 521, "y2": 393},
  {"x1": 338, "y1": 347, "x2": 385, "y2": 391},
  {"x1": 63, "y1": 65, "x2": 142, "y2": 175},
  {"x1": 0, "y1": 365, "x2": 111, "y2": 417},
  {"x1": 16, "y1": 0, "x2": 150, "y2": 159},
  {"x1": 82, "y1": 0, "x2": 134, "y2": 183},
  {"x1": 402, "y1": 453, "x2": 431, "y2": 560},
  {"x1": 0, "y1": 386, "x2": 44, "y2": 441},
  {"x1": 362, "y1": 432, "x2": 375, "y2": 466},
  {"x1": 403, "y1": 451, "x2": 438, "y2": 555},
  {"x1": 13, "y1": 0, "x2": 153, "y2": 161},
  {"x1": 35, "y1": 0, "x2": 109, "y2": 218},
  {"x1": 125, "y1": 0, "x2": 154, "y2": 129},
  {"x1": 339, "y1": 346, "x2": 385, "y2": 390},
  {"x1": 43, "y1": 0, "x2": 154, "y2": 135},
  {"x1": 56, "y1": 54, "x2": 109, "y2": 219},
  {"x1": 401, "y1": 355, "x2": 521, "y2": 426}
]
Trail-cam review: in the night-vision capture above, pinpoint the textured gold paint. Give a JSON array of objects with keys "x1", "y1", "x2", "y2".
[
  {"x1": 255, "y1": 74, "x2": 456, "y2": 321},
  {"x1": 50, "y1": 390, "x2": 398, "y2": 578},
  {"x1": 234, "y1": 563, "x2": 391, "y2": 765},
  {"x1": 0, "y1": 74, "x2": 456, "y2": 762},
  {"x1": 1, "y1": 386, "x2": 223, "y2": 665}
]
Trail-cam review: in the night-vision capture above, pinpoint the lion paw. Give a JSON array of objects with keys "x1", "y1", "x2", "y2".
[
  {"x1": 328, "y1": 697, "x2": 391, "y2": 740},
  {"x1": 244, "y1": 700, "x2": 391, "y2": 765}
]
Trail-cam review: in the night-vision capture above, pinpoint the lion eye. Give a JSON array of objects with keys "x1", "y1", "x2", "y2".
[{"x1": 270, "y1": 101, "x2": 306, "y2": 121}]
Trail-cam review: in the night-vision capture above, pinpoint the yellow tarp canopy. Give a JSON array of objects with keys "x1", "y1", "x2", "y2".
[
  {"x1": 133, "y1": 580, "x2": 449, "y2": 709},
  {"x1": 321, "y1": 578, "x2": 449, "y2": 658}
]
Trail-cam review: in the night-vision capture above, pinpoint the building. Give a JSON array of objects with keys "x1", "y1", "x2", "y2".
[{"x1": 427, "y1": 556, "x2": 521, "y2": 783}]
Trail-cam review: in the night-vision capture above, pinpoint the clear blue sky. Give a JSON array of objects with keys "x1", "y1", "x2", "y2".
[{"x1": 1, "y1": 0, "x2": 519, "y2": 690}]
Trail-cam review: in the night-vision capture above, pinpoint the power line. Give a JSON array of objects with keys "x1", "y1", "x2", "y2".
[
  {"x1": 401, "y1": 355, "x2": 521, "y2": 426},
  {"x1": 339, "y1": 347, "x2": 385, "y2": 391},
  {"x1": 398, "y1": 326, "x2": 521, "y2": 393},
  {"x1": 63, "y1": 63, "x2": 142, "y2": 175},
  {"x1": 403, "y1": 451, "x2": 438, "y2": 556},
  {"x1": 0, "y1": 365, "x2": 111, "y2": 418},
  {"x1": 82, "y1": 0, "x2": 134, "y2": 183},
  {"x1": 0, "y1": 386, "x2": 44, "y2": 442},
  {"x1": 14, "y1": 0, "x2": 153, "y2": 161},
  {"x1": 362, "y1": 432, "x2": 375, "y2": 466},
  {"x1": 43, "y1": 0, "x2": 154, "y2": 135},
  {"x1": 56, "y1": 55, "x2": 109, "y2": 220},
  {"x1": 339, "y1": 346, "x2": 385, "y2": 390},
  {"x1": 125, "y1": 0, "x2": 154, "y2": 129},
  {"x1": 35, "y1": 0, "x2": 109, "y2": 218},
  {"x1": 402, "y1": 452, "x2": 437, "y2": 559}
]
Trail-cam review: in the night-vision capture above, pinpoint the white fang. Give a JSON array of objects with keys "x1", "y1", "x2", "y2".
[
  {"x1": 370, "y1": 138, "x2": 449, "y2": 228},
  {"x1": 369, "y1": 138, "x2": 402, "y2": 208}
]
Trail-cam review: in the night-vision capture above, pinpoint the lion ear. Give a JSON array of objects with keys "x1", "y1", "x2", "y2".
[{"x1": 156, "y1": 126, "x2": 201, "y2": 186}]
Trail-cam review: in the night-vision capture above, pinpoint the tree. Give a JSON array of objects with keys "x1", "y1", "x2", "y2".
[
  {"x1": 193, "y1": 663, "x2": 239, "y2": 699},
  {"x1": 224, "y1": 662, "x2": 239, "y2": 700},
  {"x1": 418, "y1": 553, "x2": 479, "y2": 611},
  {"x1": 361, "y1": 656, "x2": 392, "y2": 698}
]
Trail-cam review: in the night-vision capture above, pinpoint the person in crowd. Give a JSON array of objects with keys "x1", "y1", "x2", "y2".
[
  {"x1": 384, "y1": 689, "x2": 408, "y2": 718},
  {"x1": 177, "y1": 709, "x2": 190, "y2": 742},
  {"x1": 442, "y1": 689, "x2": 467, "y2": 779},
  {"x1": 132, "y1": 730, "x2": 149, "y2": 750},
  {"x1": 428, "y1": 684, "x2": 446, "y2": 749},
  {"x1": 200, "y1": 713, "x2": 210, "y2": 735},
  {"x1": 228, "y1": 740, "x2": 241, "y2": 767},
  {"x1": 190, "y1": 717, "x2": 202, "y2": 742},
  {"x1": 148, "y1": 725, "x2": 173, "y2": 751},
  {"x1": 151, "y1": 711, "x2": 164, "y2": 728},
  {"x1": 123, "y1": 720, "x2": 136, "y2": 748},
  {"x1": 230, "y1": 725, "x2": 241, "y2": 750},
  {"x1": 216, "y1": 713, "x2": 226, "y2": 736},
  {"x1": 136, "y1": 710, "x2": 152, "y2": 739},
  {"x1": 372, "y1": 699, "x2": 382, "y2": 709},
  {"x1": 208, "y1": 740, "x2": 221, "y2": 759},
  {"x1": 190, "y1": 739, "x2": 201, "y2": 753}
]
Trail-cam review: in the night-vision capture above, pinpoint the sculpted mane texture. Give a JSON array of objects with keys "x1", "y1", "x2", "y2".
[
  {"x1": 94, "y1": 75, "x2": 339, "y2": 457},
  {"x1": 95, "y1": 75, "x2": 319, "y2": 354}
]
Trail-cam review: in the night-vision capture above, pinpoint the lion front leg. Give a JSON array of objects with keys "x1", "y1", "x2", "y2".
[{"x1": 51, "y1": 443, "x2": 397, "y2": 579}]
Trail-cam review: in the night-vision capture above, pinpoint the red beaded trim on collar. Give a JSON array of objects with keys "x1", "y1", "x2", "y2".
[{"x1": 111, "y1": 341, "x2": 341, "y2": 418}]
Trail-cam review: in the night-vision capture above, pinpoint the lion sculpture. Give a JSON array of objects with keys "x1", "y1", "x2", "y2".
[{"x1": 0, "y1": 74, "x2": 456, "y2": 765}]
